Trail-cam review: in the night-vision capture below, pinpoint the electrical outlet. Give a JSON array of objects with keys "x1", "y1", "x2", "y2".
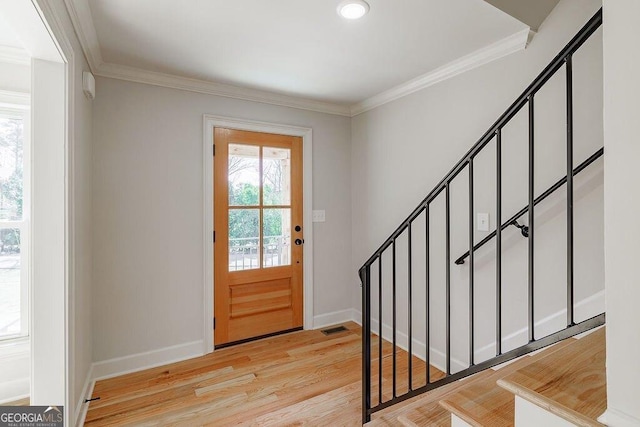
[
  {"x1": 312, "y1": 210, "x2": 326, "y2": 222},
  {"x1": 477, "y1": 213, "x2": 490, "y2": 232}
]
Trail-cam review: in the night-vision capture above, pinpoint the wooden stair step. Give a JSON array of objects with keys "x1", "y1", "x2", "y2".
[
  {"x1": 398, "y1": 401, "x2": 450, "y2": 427},
  {"x1": 497, "y1": 328, "x2": 606, "y2": 427},
  {"x1": 438, "y1": 338, "x2": 578, "y2": 427},
  {"x1": 371, "y1": 370, "x2": 496, "y2": 426}
]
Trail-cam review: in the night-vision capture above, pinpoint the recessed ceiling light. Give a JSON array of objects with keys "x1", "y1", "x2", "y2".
[{"x1": 337, "y1": 0, "x2": 370, "y2": 20}]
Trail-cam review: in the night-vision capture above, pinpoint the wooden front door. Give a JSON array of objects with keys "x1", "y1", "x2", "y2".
[{"x1": 214, "y1": 128, "x2": 303, "y2": 346}]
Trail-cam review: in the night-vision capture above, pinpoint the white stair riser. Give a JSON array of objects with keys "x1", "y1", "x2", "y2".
[
  {"x1": 515, "y1": 396, "x2": 576, "y2": 427},
  {"x1": 451, "y1": 414, "x2": 473, "y2": 427}
]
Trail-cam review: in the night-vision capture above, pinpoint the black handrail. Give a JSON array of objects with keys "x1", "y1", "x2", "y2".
[
  {"x1": 360, "y1": 9, "x2": 604, "y2": 425},
  {"x1": 454, "y1": 147, "x2": 604, "y2": 265},
  {"x1": 358, "y1": 10, "x2": 602, "y2": 271}
]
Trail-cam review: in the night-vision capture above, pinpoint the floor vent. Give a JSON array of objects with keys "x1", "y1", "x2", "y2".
[{"x1": 321, "y1": 326, "x2": 348, "y2": 335}]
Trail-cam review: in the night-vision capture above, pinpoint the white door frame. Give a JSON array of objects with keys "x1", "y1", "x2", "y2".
[{"x1": 202, "y1": 115, "x2": 314, "y2": 354}]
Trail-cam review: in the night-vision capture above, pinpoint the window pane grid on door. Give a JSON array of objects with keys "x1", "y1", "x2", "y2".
[
  {"x1": 228, "y1": 208, "x2": 260, "y2": 271},
  {"x1": 228, "y1": 143, "x2": 293, "y2": 272},
  {"x1": 263, "y1": 147, "x2": 291, "y2": 206},
  {"x1": 263, "y1": 208, "x2": 291, "y2": 268},
  {"x1": 228, "y1": 144, "x2": 260, "y2": 207}
]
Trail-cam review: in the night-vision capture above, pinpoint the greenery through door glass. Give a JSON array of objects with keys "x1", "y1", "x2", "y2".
[{"x1": 228, "y1": 145, "x2": 292, "y2": 271}]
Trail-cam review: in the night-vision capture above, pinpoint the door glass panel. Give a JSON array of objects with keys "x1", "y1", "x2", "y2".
[
  {"x1": 0, "y1": 228, "x2": 21, "y2": 338},
  {"x1": 229, "y1": 209, "x2": 259, "y2": 271},
  {"x1": 263, "y1": 208, "x2": 291, "y2": 268},
  {"x1": 0, "y1": 117, "x2": 24, "y2": 220},
  {"x1": 228, "y1": 144, "x2": 260, "y2": 206},
  {"x1": 263, "y1": 147, "x2": 291, "y2": 206}
]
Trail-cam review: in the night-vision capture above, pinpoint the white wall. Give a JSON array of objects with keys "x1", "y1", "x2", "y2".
[
  {"x1": 92, "y1": 77, "x2": 352, "y2": 362},
  {"x1": 602, "y1": 0, "x2": 640, "y2": 425},
  {"x1": 0, "y1": 61, "x2": 30, "y2": 93},
  {"x1": 351, "y1": 0, "x2": 604, "y2": 370}
]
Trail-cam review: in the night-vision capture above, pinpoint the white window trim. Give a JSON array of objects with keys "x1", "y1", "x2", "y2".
[{"x1": 0, "y1": 91, "x2": 30, "y2": 343}]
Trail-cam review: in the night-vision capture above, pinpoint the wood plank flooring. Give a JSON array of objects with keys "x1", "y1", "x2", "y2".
[
  {"x1": 85, "y1": 322, "x2": 442, "y2": 426},
  {"x1": 1, "y1": 397, "x2": 30, "y2": 406}
]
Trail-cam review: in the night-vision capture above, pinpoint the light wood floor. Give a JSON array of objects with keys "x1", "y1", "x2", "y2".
[
  {"x1": 2, "y1": 397, "x2": 30, "y2": 406},
  {"x1": 85, "y1": 322, "x2": 443, "y2": 426}
]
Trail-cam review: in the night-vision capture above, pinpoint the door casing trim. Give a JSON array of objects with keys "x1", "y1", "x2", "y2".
[{"x1": 203, "y1": 115, "x2": 313, "y2": 354}]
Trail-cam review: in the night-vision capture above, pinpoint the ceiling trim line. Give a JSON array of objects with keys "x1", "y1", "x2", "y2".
[
  {"x1": 63, "y1": 0, "x2": 103, "y2": 71},
  {"x1": 96, "y1": 62, "x2": 352, "y2": 117},
  {"x1": 0, "y1": 45, "x2": 30, "y2": 66},
  {"x1": 350, "y1": 27, "x2": 532, "y2": 116},
  {"x1": 61, "y1": 0, "x2": 531, "y2": 118},
  {"x1": 63, "y1": 0, "x2": 350, "y2": 116}
]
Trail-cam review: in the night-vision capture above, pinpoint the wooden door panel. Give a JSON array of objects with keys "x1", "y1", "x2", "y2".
[
  {"x1": 228, "y1": 309, "x2": 294, "y2": 343},
  {"x1": 230, "y1": 279, "x2": 292, "y2": 318},
  {"x1": 227, "y1": 267, "x2": 291, "y2": 285},
  {"x1": 214, "y1": 127, "x2": 303, "y2": 346}
]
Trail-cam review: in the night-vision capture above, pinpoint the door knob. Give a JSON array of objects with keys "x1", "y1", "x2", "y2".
[{"x1": 295, "y1": 238, "x2": 304, "y2": 245}]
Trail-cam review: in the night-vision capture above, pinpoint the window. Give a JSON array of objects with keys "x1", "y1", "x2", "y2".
[{"x1": 0, "y1": 105, "x2": 29, "y2": 341}]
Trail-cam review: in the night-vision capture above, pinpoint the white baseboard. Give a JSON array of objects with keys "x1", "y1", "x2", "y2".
[
  {"x1": 368, "y1": 315, "x2": 467, "y2": 373},
  {"x1": 598, "y1": 408, "x2": 640, "y2": 427},
  {"x1": 352, "y1": 309, "x2": 362, "y2": 326},
  {"x1": 0, "y1": 379, "x2": 29, "y2": 405},
  {"x1": 354, "y1": 289, "x2": 604, "y2": 372},
  {"x1": 91, "y1": 340, "x2": 204, "y2": 381},
  {"x1": 474, "y1": 290, "x2": 605, "y2": 362},
  {"x1": 74, "y1": 365, "x2": 95, "y2": 427},
  {"x1": 313, "y1": 309, "x2": 359, "y2": 330},
  {"x1": 0, "y1": 341, "x2": 30, "y2": 404}
]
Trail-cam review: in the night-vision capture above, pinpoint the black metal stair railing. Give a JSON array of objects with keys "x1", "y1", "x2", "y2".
[{"x1": 359, "y1": 9, "x2": 604, "y2": 424}]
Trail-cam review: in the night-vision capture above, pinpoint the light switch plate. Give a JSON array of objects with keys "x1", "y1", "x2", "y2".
[
  {"x1": 312, "y1": 210, "x2": 326, "y2": 223},
  {"x1": 477, "y1": 213, "x2": 490, "y2": 232}
]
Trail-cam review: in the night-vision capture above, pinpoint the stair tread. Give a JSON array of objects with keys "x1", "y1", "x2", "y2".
[
  {"x1": 398, "y1": 401, "x2": 450, "y2": 426},
  {"x1": 367, "y1": 371, "x2": 492, "y2": 426},
  {"x1": 383, "y1": 370, "x2": 495, "y2": 426},
  {"x1": 438, "y1": 338, "x2": 578, "y2": 427},
  {"x1": 497, "y1": 328, "x2": 606, "y2": 427}
]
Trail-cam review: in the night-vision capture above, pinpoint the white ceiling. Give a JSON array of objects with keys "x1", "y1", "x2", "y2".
[
  {"x1": 84, "y1": 0, "x2": 528, "y2": 107},
  {"x1": 0, "y1": 12, "x2": 25, "y2": 49}
]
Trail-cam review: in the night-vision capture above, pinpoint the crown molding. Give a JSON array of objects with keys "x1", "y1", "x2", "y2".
[
  {"x1": 96, "y1": 62, "x2": 352, "y2": 116},
  {"x1": 62, "y1": 0, "x2": 102, "y2": 71},
  {"x1": 350, "y1": 27, "x2": 531, "y2": 116},
  {"x1": 62, "y1": 0, "x2": 529, "y2": 118},
  {"x1": 0, "y1": 45, "x2": 30, "y2": 66},
  {"x1": 62, "y1": 0, "x2": 350, "y2": 116}
]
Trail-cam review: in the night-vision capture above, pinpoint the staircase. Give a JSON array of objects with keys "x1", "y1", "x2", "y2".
[
  {"x1": 367, "y1": 327, "x2": 605, "y2": 426},
  {"x1": 359, "y1": 9, "x2": 605, "y2": 426}
]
